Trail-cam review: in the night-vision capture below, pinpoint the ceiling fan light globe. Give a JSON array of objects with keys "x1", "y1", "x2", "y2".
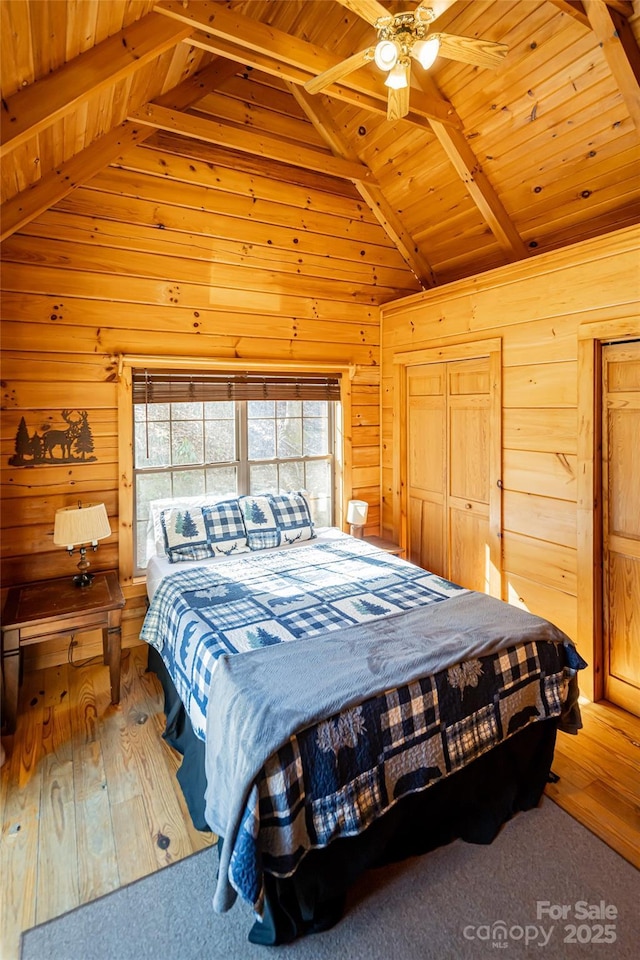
[
  {"x1": 412, "y1": 36, "x2": 440, "y2": 70},
  {"x1": 374, "y1": 39, "x2": 399, "y2": 71},
  {"x1": 384, "y1": 61, "x2": 409, "y2": 90}
]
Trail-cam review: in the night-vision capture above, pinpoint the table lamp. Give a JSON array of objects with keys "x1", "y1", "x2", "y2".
[
  {"x1": 346, "y1": 499, "x2": 368, "y2": 538},
  {"x1": 53, "y1": 501, "x2": 111, "y2": 587}
]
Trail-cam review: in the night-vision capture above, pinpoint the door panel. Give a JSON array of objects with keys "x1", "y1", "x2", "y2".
[
  {"x1": 608, "y1": 554, "x2": 640, "y2": 687},
  {"x1": 407, "y1": 364, "x2": 446, "y2": 573},
  {"x1": 450, "y1": 508, "x2": 491, "y2": 594},
  {"x1": 603, "y1": 341, "x2": 640, "y2": 716},
  {"x1": 408, "y1": 398, "x2": 445, "y2": 495},
  {"x1": 409, "y1": 495, "x2": 445, "y2": 577},
  {"x1": 608, "y1": 409, "x2": 640, "y2": 539},
  {"x1": 449, "y1": 401, "x2": 490, "y2": 503}
]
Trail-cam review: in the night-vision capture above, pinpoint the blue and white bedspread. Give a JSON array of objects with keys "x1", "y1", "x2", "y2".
[
  {"x1": 141, "y1": 536, "x2": 464, "y2": 739},
  {"x1": 141, "y1": 536, "x2": 585, "y2": 917}
]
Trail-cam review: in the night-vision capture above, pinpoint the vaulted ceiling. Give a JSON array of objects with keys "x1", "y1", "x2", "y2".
[{"x1": 1, "y1": 0, "x2": 639, "y2": 298}]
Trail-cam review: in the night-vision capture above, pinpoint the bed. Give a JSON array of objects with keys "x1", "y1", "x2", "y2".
[{"x1": 140, "y1": 494, "x2": 584, "y2": 945}]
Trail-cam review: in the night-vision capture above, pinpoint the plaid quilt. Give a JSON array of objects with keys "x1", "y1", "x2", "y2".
[
  {"x1": 141, "y1": 536, "x2": 581, "y2": 916},
  {"x1": 228, "y1": 638, "x2": 571, "y2": 914},
  {"x1": 141, "y1": 537, "x2": 464, "y2": 739}
]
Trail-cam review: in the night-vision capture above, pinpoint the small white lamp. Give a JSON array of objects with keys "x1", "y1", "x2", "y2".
[
  {"x1": 53, "y1": 501, "x2": 112, "y2": 587},
  {"x1": 346, "y1": 499, "x2": 369, "y2": 538}
]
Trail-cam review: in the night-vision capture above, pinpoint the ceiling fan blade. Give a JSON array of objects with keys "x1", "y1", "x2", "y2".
[
  {"x1": 432, "y1": 33, "x2": 508, "y2": 69},
  {"x1": 387, "y1": 84, "x2": 410, "y2": 121},
  {"x1": 304, "y1": 47, "x2": 375, "y2": 95},
  {"x1": 334, "y1": 0, "x2": 391, "y2": 27}
]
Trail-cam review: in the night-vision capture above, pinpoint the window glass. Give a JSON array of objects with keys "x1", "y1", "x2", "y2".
[
  {"x1": 135, "y1": 421, "x2": 170, "y2": 468},
  {"x1": 303, "y1": 415, "x2": 328, "y2": 456},
  {"x1": 205, "y1": 419, "x2": 235, "y2": 463},
  {"x1": 248, "y1": 419, "x2": 275, "y2": 460},
  {"x1": 278, "y1": 460, "x2": 304, "y2": 491},
  {"x1": 248, "y1": 400, "x2": 274, "y2": 418},
  {"x1": 205, "y1": 465, "x2": 237, "y2": 496},
  {"x1": 172, "y1": 469, "x2": 206, "y2": 498},
  {"x1": 135, "y1": 402, "x2": 169, "y2": 422},
  {"x1": 205, "y1": 400, "x2": 234, "y2": 419},
  {"x1": 277, "y1": 417, "x2": 302, "y2": 459},
  {"x1": 172, "y1": 401, "x2": 203, "y2": 420},
  {"x1": 277, "y1": 400, "x2": 301, "y2": 417},
  {"x1": 171, "y1": 420, "x2": 203, "y2": 465},
  {"x1": 250, "y1": 462, "x2": 278, "y2": 493}
]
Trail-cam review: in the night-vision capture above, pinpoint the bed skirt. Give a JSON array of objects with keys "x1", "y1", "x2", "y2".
[{"x1": 147, "y1": 645, "x2": 558, "y2": 944}]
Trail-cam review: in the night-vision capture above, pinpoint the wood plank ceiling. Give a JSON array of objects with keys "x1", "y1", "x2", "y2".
[{"x1": 1, "y1": 0, "x2": 639, "y2": 296}]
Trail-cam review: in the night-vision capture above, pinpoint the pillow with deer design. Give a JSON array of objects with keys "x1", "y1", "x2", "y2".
[
  {"x1": 201, "y1": 500, "x2": 249, "y2": 557},
  {"x1": 270, "y1": 491, "x2": 315, "y2": 546},
  {"x1": 161, "y1": 500, "x2": 249, "y2": 562}
]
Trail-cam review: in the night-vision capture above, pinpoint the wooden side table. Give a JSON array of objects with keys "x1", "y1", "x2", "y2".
[
  {"x1": 1, "y1": 570, "x2": 125, "y2": 733},
  {"x1": 365, "y1": 536, "x2": 405, "y2": 558}
]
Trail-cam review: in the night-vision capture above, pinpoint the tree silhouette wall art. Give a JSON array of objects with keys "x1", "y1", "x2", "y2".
[{"x1": 9, "y1": 410, "x2": 97, "y2": 466}]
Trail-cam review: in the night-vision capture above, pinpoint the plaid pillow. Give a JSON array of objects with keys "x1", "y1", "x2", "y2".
[
  {"x1": 270, "y1": 491, "x2": 315, "y2": 545},
  {"x1": 239, "y1": 495, "x2": 281, "y2": 551},
  {"x1": 202, "y1": 500, "x2": 249, "y2": 557},
  {"x1": 161, "y1": 507, "x2": 212, "y2": 563}
]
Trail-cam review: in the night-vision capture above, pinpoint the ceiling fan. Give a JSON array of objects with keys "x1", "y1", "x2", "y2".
[{"x1": 304, "y1": 0, "x2": 508, "y2": 121}]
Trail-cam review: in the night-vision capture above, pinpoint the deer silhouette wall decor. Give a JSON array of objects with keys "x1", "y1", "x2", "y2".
[{"x1": 9, "y1": 410, "x2": 97, "y2": 466}]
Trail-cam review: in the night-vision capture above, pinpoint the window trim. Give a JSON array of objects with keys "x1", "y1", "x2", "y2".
[{"x1": 117, "y1": 355, "x2": 355, "y2": 584}]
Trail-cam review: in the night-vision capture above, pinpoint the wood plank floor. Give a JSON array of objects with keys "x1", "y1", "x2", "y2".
[{"x1": 1, "y1": 647, "x2": 639, "y2": 960}]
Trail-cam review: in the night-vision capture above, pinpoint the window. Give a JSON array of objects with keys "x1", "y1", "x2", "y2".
[{"x1": 131, "y1": 369, "x2": 341, "y2": 573}]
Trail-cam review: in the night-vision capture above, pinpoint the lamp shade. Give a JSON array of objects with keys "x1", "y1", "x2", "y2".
[
  {"x1": 374, "y1": 39, "x2": 399, "y2": 72},
  {"x1": 53, "y1": 502, "x2": 111, "y2": 549},
  {"x1": 346, "y1": 499, "x2": 369, "y2": 526},
  {"x1": 412, "y1": 36, "x2": 440, "y2": 70},
  {"x1": 384, "y1": 60, "x2": 410, "y2": 90}
]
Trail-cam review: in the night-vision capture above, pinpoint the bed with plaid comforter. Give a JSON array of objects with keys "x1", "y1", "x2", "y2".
[
  {"x1": 141, "y1": 535, "x2": 465, "y2": 740},
  {"x1": 141, "y1": 536, "x2": 583, "y2": 918}
]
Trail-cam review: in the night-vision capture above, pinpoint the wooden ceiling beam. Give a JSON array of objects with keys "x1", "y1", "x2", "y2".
[
  {"x1": 142, "y1": 132, "x2": 361, "y2": 198},
  {"x1": 156, "y1": 0, "x2": 461, "y2": 128},
  {"x1": 289, "y1": 83, "x2": 437, "y2": 288},
  {"x1": 404, "y1": 72, "x2": 528, "y2": 259},
  {"x1": 188, "y1": 31, "x2": 425, "y2": 129},
  {"x1": 549, "y1": 0, "x2": 591, "y2": 27},
  {"x1": 0, "y1": 61, "x2": 240, "y2": 243},
  {"x1": 0, "y1": 124, "x2": 150, "y2": 242},
  {"x1": 187, "y1": 31, "x2": 457, "y2": 130},
  {"x1": 549, "y1": 1, "x2": 635, "y2": 29},
  {"x1": 429, "y1": 119, "x2": 530, "y2": 258},
  {"x1": 0, "y1": 12, "x2": 191, "y2": 159},
  {"x1": 128, "y1": 103, "x2": 375, "y2": 183},
  {"x1": 336, "y1": 0, "x2": 460, "y2": 24},
  {"x1": 583, "y1": 0, "x2": 640, "y2": 132},
  {"x1": 603, "y1": 1, "x2": 635, "y2": 15}
]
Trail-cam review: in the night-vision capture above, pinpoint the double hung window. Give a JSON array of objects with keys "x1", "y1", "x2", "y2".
[{"x1": 131, "y1": 370, "x2": 340, "y2": 572}]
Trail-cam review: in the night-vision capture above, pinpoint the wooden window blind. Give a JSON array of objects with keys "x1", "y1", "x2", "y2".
[{"x1": 132, "y1": 370, "x2": 341, "y2": 404}]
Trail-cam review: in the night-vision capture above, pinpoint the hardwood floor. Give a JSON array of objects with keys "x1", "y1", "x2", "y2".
[
  {"x1": 0, "y1": 645, "x2": 214, "y2": 960},
  {"x1": 1, "y1": 647, "x2": 639, "y2": 960},
  {"x1": 547, "y1": 698, "x2": 640, "y2": 870}
]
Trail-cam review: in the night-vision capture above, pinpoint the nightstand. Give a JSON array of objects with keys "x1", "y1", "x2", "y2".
[
  {"x1": 1, "y1": 570, "x2": 125, "y2": 733},
  {"x1": 365, "y1": 536, "x2": 405, "y2": 558}
]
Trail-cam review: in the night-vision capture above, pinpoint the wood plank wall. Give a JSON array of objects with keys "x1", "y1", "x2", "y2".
[
  {"x1": 0, "y1": 149, "x2": 404, "y2": 666},
  {"x1": 381, "y1": 224, "x2": 640, "y2": 693}
]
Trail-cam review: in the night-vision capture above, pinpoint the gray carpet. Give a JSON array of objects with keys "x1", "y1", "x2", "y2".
[{"x1": 22, "y1": 799, "x2": 639, "y2": 960}]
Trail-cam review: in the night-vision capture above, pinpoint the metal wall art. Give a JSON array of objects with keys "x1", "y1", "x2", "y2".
[{"x1": 9, "y1": 409, "x2": 97, "y2": 466}]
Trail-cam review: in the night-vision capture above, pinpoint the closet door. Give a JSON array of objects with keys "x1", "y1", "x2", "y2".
[{"x1": 602, "y1": 341, "x2": 640, "y2": 716}]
